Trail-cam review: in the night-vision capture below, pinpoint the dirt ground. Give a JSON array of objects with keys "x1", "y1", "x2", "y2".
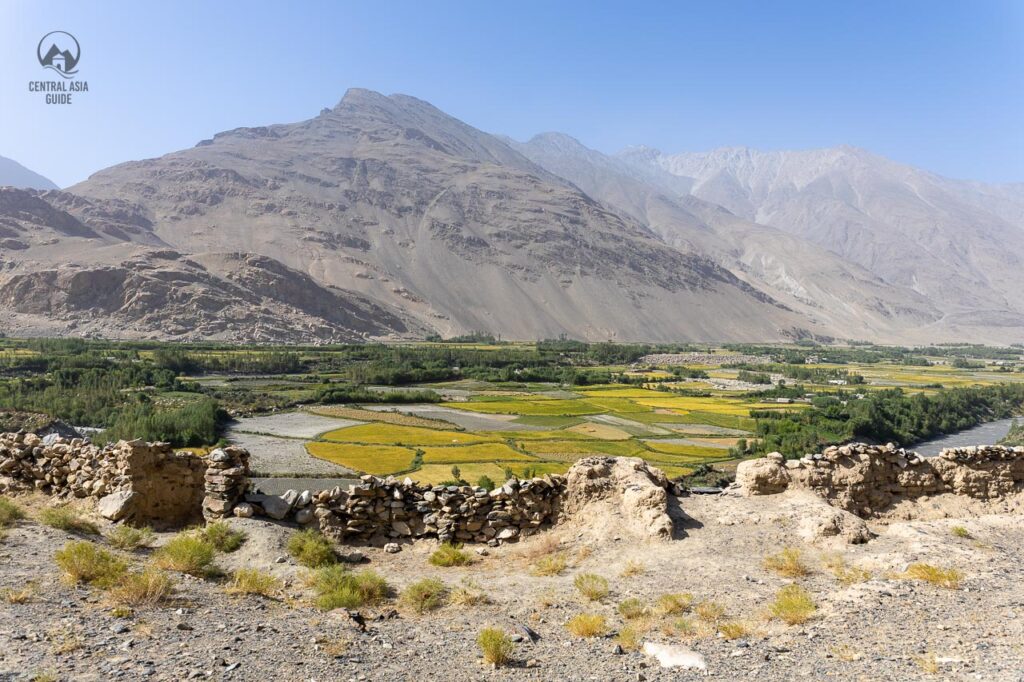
[{"x1": 1, "y1": 489, "x2": 1022, "y2": 681}]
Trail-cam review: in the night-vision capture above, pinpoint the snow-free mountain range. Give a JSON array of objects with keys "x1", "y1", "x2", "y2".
[{"x1": 1, "y1": 89, "x2": 1022, "y2": 343}]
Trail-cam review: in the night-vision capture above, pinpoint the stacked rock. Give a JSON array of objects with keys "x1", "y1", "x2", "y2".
[
  {"x1": 203, "y1": 446, "x2": 250, "y2": 521},
  {"x1": 241, "y1": 473, "x2": 566, "y2": 546}
]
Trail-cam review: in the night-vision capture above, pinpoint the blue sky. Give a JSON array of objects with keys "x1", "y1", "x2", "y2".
[{"x1": 1, "y1": 0, "x2": 1021, "y2": 187}]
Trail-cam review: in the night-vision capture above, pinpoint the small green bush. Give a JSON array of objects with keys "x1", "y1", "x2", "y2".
[
  {"x1": 39, "y1": 507, "x2": 99, "y2": 535},
  {"x1": 106, "y1": 525, "x2": 155, "y2": 551},
  {"x1": 617, "y1": 597, "x2": 648, "y2": 620},
  {"x1": 54, "y1": 541, "x2": 127, "y2": 587},
  {"x1": 769, "y1": 584, "x2": 817, "y2": 625},
  {"x1": 573, "y1": 573, "x2": 609, "y2": 601},
  {"x1": 0, "y1": 498, "x2": 25, "y2": 527},
  {"x1": 400, "y1": 578, "x2": 448, "y2": 614},
  {"x1": 565, "y1": 613, "x2": 607, "y2": 637},
  {"x1": 477, "y1": 627, "x2": 514, "y2": 667},
  {"x1": 202, "y1": 522, "x2": 246, "y2": 553},
  {"x1": 151, "y1": 534, "x2": 216, "y2": 576},
  {"x1": 287, "y1": 529, "x2": 337, "y2": 568},
  {"x1": 312, "y1": 565, "x2": 389, "y2": 610},
  {"x1": 429, "y1": 543, "x2": 472, "y2": 567}
]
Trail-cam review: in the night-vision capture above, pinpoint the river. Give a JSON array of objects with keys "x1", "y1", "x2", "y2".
[{"x1": 910, "y1": 417, "x2": 1019, "y2": 456}]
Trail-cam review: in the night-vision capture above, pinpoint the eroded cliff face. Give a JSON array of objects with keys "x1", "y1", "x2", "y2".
[{"x1": 734, "y1": 443, "x2": 1024, "y2": 517}]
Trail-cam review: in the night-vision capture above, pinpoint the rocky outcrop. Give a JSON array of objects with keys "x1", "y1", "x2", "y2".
[
  {"x1": 733, "y1": 443, "x2": 1024, "y2": 517},
  {"x1": 561, "y1": 456, "x2": 674, "y2": 539}
]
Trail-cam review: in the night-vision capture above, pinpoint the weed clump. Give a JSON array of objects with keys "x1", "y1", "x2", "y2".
[
  {"x1": 620, "y1": 560, "x2": 645, "y2": 577},
  {"x1": 151, "y1": 533, "x2": 215, "y2": 576},
  {"x1": 477, "y1": 627, "x2": 515, "y2": 667},
  {"x1": 54, "y1": 540, "x2": 127, "y2": 587},
  {"x1": 904, "y1": 563, "x2": 963, "y2": 589},
  {"x1": 565, "y1": 613, "x2": 607, "y2": 638},
  {"x1": 429, "y1": 543, "x2": 472, "y2": 567},
  {"x1": 718, "y1": 621, "x2": 751, "y2": 639},
  {"x1": 226, "y1": 569, "x2": 280, "y2": 597},
  {"x1": 400, "y1": 577, "x2": 447, "y2": 614},
  {"x1": 312, "y1": 565, "x2": 389, "y2": 610},
  {"x1": 531, "y1": 552, "x2": 568, "y2": 576},
  {"x1": 202, "y1": 522, "x2": 246, "y2": 553},
  {"x1": 107, "y1": 569, "x2": 175, "y2": 607},
  {"x1": 39, "y1": 507, "x2": 99, "y2": 535},
  {"x1": 573, "y1": 573, "x2": 609, "y2": 601},
  {"x1": 694, "y1": 600, "x2": 726, "y2": 623},
  {"x1": 763, "y1": 548, "x2": 810, "y2": 578},
  {"x1": 950, "y1": 526, "x2": 971, "y2": 539},
  {"x1": 617, "y1": 597, "x2": 648, "y2": 620},
  {"x1": 287, "y1": 529, "x2": 337, "y2": 568},
  {"x1": 769, "y1": 584, "x2": 816, "y2": 624},
  {"x1": 655, "y1": 592, "x2": 693, "y2": 616},
  {"x1": 106, "y1": 525, "x2": 155, "y2": 551},
  {"x1": 0, "y1": 498, "x2": 25, "y2": 527}
]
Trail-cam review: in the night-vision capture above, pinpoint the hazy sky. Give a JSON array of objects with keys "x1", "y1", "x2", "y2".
[{"x1": 1, "y1": 0, "x2": 1022, "y2": 187}]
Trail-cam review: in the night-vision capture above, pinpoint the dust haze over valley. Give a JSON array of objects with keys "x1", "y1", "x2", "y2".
[{"x1": 1, "y1": 87, "x2": 1022, "y2": 344}]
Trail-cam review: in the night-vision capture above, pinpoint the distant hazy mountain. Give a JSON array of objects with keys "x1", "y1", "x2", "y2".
[
  {"x1": 0, "y1": 90, "x2": 801, "y2": 342},
  {"x1": 619, "y1": 146, "x2": 1024, "y2": 337},
  {"x1": 0, "y1": 156, "x2": 58, "y2": 190},
  {"x1": 0, "y1": 90, "x2": 1019, "y2": 343}
]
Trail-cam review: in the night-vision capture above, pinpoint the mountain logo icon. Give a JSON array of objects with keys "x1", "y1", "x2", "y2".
[{"x1": 37, "y1": 31, "x2": 80, "y2": 78}]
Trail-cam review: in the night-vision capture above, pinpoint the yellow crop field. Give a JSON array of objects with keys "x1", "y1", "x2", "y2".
[
  {"x1": 306, "y1": 406, "x2": 453, "y2": 430},
  {"x1": 306, "y1": 442, "x2": 416, "y2": 475},
  {"x1": 448, "y1": 399, "x2": 603, "y2": 416},
  {"x1": 565, "y1": 422, "x2": 632, "y2": 440},
  {"x1": 321, "y1": 424, "x2": 496, "y2": 446},
  {"x1": 419, "y1": 443, "x2": 533, "y2": 463},
  {"x1": 518, "y1": 439, "x2": 648, "y2": 458},
  {"x1": 579, "y1": 388, "x2": 666, "y2": 398},
  {"x1": 644, "y1": 441, "x2": 731, "y2": 459}
]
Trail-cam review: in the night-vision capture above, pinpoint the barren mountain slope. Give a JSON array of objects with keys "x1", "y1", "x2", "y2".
[
  {"x1": 0, "y1": 188, "x2": 420, "y2": 342},
  {"x1": 63, "y1": 89, "x2": 802, "y2": 342},
  {"x1": 619, "y1": 146, "x2": 1024, "y2": 336},
  {"x1": 514, "y1": 133, "x2": 961, "y2": 343}
]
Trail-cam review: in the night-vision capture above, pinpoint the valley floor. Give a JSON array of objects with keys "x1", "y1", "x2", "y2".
[{"x1": 2, "y1": 491, "x2": 1023, "y2": 681}]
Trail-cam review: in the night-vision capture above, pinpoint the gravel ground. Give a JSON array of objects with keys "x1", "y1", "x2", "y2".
[
  {"x1": 229, "y1": 413, "x2": 364, "y2": 440},
  {"x1": 224, "y1": 432, "x2": 354, "y2": 477},
  {"x1": 2, "y1": 493, "x2": 1023, "y2": 681}
]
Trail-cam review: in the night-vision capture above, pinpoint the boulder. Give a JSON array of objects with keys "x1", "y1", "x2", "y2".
[
  {"x1": 97, "y1": 490, "x2": 136, "y2": 521},
  {"x1": 735, "y1": 458, "x2": 791, "y2": 495}
]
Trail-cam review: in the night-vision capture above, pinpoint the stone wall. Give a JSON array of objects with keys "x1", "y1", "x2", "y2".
[
  {"x1": 0, "y1": 432, "x2": 207, "y2": 527},
  {"x1": 734, "y1": 443, "x2": 1024, "y2": 516},
  {"x1": 237, "y1": 456, "x2": 674, "y2": 546}
]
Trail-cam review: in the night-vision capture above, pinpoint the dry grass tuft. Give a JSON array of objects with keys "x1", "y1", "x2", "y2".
[
  {"x1": 313, "y1": 565, "x2": 389, "y2": 610},
  {"x1": 287, "y1": 529, "x2": 336, "y2": 568},
  {"x1": 39, "y1": 506, "x2": 99, "y2": 535},
  {"x1": 763, "y1": 547, "x2": 810, "y2": 578},
  {"x1": 477, "y1": 627, "x2": 515, "y2": 667},
  {"x1": 655, "y1": 592, "x2": 694, "y2": 616},
  {"x1": 573, "y1": 573, "x2": 609, "y2": 601},
  {"x1": 106, "y1": 525, "x2": 155, "y2": 551},
  {"x1": 620, "y1": 560, "x2": 645, "y2": 577},
  {"x1": 429, "y1": 543, "x2": 472, "y2": 567},
  {"x1": 202, "y1": 522, "x2": 246, "y2": 553},
  {"x1": 565, "y1": 613, "x2": 608, "y2": 638},
  {"x1": 821, "y1": 553, "x2": 871, "y2": 585},
  {"x1": 950, "y1": 525, "x2": 971, "y2": 539},
  {"x1": 226, "y1": 568, "x2": 280, "y2": 597},
  {"x1": 107, "y1": 569, "x2": 175, "y2": 607},
  {"x1": 617, "y1": 597, "x2": 648, "y2": 620},
  {"x1": 451, "y1": 580, "x2": 491, "y2": 606},
  {"x1": 531, "y1": 552, "x2": 569, "y2": 576},
  {"x1": 54, "y1": 540, "x2": 127, "y2": 587},
  {"x1": 48, "y1": 628, "x2": 83, "y2": 655},
  {"x1": 694, "y1": 600, "x2": 726, "y2": 623},
  {"x1": 769, "y1": 584, "x2": 816, "y2": 625},
  {"x1": 830, "y1": 643, "x2": 863, "y2": 662},
  {"x1": 903, "y1": 563, "x2": 963, "y2": 589},
  {"x1": 151, "y1": 533, "x2": 216, "y2": 576},
  {"x1": 616, "y1": 619, "x2": 653, "y2": 651},
  {"x1": 0, "y1": 497, "x2": 25, "y2": 527},
  {"x1": 399, "y1": 577, "x2": 447, "y2": 614},
  {"x1": 3, "y1": 582, "x2": 36, "y2": 604},
  {"x1": 718, "y1": 620, "x2": 752, "y2": 640},
  {"x1": 914, "y1": 651, "x2": 939, "y2": 674}
]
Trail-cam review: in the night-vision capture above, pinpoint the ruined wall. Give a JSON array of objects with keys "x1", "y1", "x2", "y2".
[
  {"x1": 236, "y1": 456, "x2": 673, "y2": 546},
  {"x1": 0, "y1": 432, "x2": 207, "y2": 526},
  {"x1": 735, "y1": 443, "x2": 1024, "y2": 516}
]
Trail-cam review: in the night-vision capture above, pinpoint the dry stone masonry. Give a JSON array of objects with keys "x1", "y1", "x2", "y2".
[
  {"x1": 0, "y1": 432, "x2": 206, "y2": 526},
  {"x1": 735, "y1": 442, "x2": 1024, "y2": 517}
]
